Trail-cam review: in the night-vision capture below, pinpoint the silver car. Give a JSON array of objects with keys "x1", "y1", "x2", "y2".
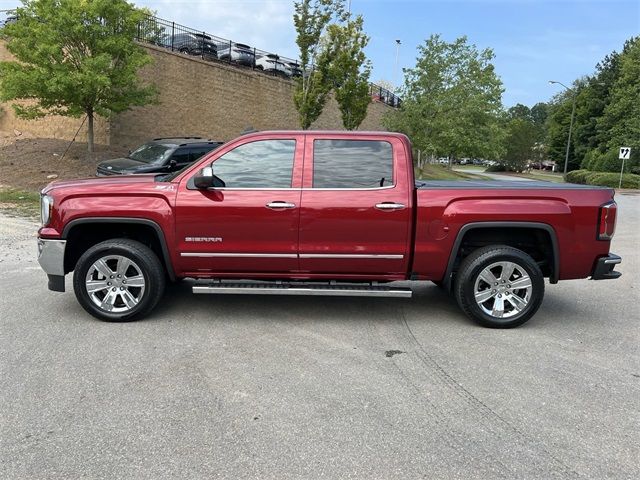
[
  {"x1": 284, "y1": 61, "x2": 302, "y2": 78},
  {"x1": 256, "y1": 54, "x2": 289, "y2": 77},
  {"x1": 218, "y1": 42, "x2": 255, "y2": 67}
]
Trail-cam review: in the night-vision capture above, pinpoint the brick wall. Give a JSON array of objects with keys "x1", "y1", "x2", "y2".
[
  {"x1": 1, "y1": 41, "x2": 391, "y2": 147},
  {"x1": 111, "y1": 45, "x2": 392, "y2": 147}
]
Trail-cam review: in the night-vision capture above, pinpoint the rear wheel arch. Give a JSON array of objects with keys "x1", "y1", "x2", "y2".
[
  {"x1": 443, "y1": 222, "x2": 559, "y2": 290},
  {"x1": 62, "y1": 218, "x2": 175, "y2": 281}
]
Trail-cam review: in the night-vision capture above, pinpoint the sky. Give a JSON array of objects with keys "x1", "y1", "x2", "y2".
[{"x1": 1, "y1": 0, "x2": 638, "y2": 106}]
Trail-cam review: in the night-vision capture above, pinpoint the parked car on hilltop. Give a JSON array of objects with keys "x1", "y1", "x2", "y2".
[
  {"x1": 160, "y1": 33, "x2": 217, "y2": 59},
  {"x1": 255, "y1": 54, "x2": 289, "y2": 77},
  {"x1": 284, "y1": 61, "x2": 302, "y2": 78},
  {"x1": 218, "y1": 42, "x2": 255, "y2": 66},
  {"x1": 1, "y1": 11, "x2": 17, "y2": 27},
  {"x1": 96, "y1": 137, "x2": 223, "y2": 176}
]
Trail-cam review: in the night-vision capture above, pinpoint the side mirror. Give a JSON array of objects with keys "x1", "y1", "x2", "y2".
[{"x1": 194, "y1": 166, "x2": 215, "y2": 189}]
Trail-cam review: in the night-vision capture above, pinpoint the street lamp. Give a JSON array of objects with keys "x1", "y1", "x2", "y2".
[
  {"x1": 395, "y1": 39, "x2": 401, "y2": 88},
  {"x1": 549, "y1": 80, "x2": 576, "y2": 177}
]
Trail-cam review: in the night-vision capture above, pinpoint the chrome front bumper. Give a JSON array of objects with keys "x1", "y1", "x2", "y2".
[{"x1": 37, "y1": 238, "x2": 67, "y2": 291}]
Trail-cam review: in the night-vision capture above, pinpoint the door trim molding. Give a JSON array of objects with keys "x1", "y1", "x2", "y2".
[
  {"x1": 299, "y1": 254, "x2": 403, "y2": 259},
  {"x1": 180, "y1": 252, "x2": 404, "y2": 259},
  {"x1": 180, "y1": 252, "x2": 297, "y2": 258}
]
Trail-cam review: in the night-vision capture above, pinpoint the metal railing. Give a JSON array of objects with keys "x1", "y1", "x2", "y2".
[
  {"x1": 135, "y1": 14, "x2": 401, "y2": 108},
  {"x1": 136, "y1": 15, "x2": 303, "y2": 79},
  {"x1": 1, "y1": 9, "x2": 402, "y2": 108},
  {"x1": 368, "y1": 84, "x2": 402, "y2": 108},
  {"x1": 0, "y1": 9, "x2": 16, "y2": 27}
]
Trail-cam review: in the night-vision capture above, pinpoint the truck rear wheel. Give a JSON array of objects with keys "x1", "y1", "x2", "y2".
[
  {"x1": 454, "y1": 246, "x2": 544, "y2": 328},
  {"x1": 73, "y1": 239, "x2": 165, "y2": 322}
]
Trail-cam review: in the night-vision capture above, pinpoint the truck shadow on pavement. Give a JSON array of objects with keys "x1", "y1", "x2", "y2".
[
  {"x1": 155, "y1": 279, "x2": 584, "y2": 329},
  {"x1": 157, "y1": 279, "x2": 466, "y2": 324}
]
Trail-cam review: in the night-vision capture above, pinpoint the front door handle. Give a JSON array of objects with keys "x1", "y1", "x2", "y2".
[
  {"x1": 266, "y1": 201, "x2": 296, "y2": 209},
  {"x1": 375, "y1": 202, "x2": 406, "y2": 211}
]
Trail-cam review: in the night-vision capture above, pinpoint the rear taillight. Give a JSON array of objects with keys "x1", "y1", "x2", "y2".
[{"x1": 597, "y1": 201, "x2": 617, "y2": 240}]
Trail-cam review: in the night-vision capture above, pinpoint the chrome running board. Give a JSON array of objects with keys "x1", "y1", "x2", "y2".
[{"x1": 192, "y1": 280, "x2": 412, "y2": 298}]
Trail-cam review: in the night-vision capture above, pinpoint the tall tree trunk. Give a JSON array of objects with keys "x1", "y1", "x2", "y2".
[{"x1": 87, "y1": 108, "x2": 94, "y2": 155}]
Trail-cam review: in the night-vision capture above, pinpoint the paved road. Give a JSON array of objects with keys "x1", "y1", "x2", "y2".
[
  {"x1": 454, "y1": 167, "x2": 538, "y2": 181},
  {"x1": 1, "y1": 194, "x2": 638, "y2": 479}
]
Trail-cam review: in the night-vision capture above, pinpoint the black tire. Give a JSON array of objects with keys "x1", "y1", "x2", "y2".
[
  {"x1": 73, "y1": 239, "x2": 165, "y2": 322},
  {"x1": 454, "y1": 245, "x2": 544, "y2": 328}
]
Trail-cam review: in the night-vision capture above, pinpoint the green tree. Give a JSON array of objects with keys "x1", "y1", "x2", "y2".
[
  {"x1": 507, "y1": 103, "x2": 532, "y2": 121},
  {"x1": 570, "y1": 50, "x2": 621, "y2": 166},
  {"x1": 137, "y1": 12, "x2": 167, "y2": 46},
  {"x1": 545, "y1": 81, "x2": 585, "y2": 172},
  {"x1": 598, "y1": 36, "x2": 639, "y2": 171},
  {"x1": 591, "y1": 46, "x2": 624, "y2": 151},
  {"x1": 0, "y1": 0, "x2": 157, "y2": 154},
  {"x1": 530, "y1": 102, "x2": 549, "y2": 129},
  {"x1": 293, "y1": 0, "x2": 345, "y2": 129},
  {"x1": 384, "y1": 35, "x2": 505, "y2": 164},
  {"x1": 502, "y1": 118, "x2": 537, "y2": 171},
  {"x1": 325, "y1": 15, "x2": 371, "y2": 130},
  {"x1": 547, "y1": 36, "x2": 639, "y2": 173}
]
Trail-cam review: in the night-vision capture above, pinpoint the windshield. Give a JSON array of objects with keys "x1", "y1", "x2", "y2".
[
  {"x1": 157, "y1": 164, "x2": 190, "y2": 182},
  {"x1": 129, "y1": 143, "x2": 173, "y2": 165}
]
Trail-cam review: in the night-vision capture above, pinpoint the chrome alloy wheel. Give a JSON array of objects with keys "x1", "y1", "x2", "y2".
[
  {"x1": 473, "y1": 261, "x2": 533, "y2": 319},
  {"x1": 85, "y1": 255, "x2": 146, "y2": 313}
]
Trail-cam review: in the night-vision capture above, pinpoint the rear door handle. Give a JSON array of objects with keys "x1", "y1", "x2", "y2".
[
  {"x1": 375, "y1": 202, "x2": 406, "y2": 210},
  {"x1": 266, "y1": 201, "x2": 296, "y2": 209}
]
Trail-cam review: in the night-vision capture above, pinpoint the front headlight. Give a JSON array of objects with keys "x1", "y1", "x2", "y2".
[{"x1": 41, "y1": 194, "x2": 53, "y2": 226}]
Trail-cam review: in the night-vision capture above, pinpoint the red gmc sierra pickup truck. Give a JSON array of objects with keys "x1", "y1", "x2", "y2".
[{"x1": 37, "y1": 131, "x2": 621, "y2": 328}]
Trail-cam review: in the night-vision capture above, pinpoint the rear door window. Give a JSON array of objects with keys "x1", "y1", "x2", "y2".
[{"x1": 312, "y1": 140, "x2": 394, "y2": 189}]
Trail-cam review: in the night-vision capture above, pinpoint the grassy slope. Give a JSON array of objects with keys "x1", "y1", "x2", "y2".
[
  {"x1": 0, "y1": 188, "x2": 40, "y2": 219},
  {"x1": 415, "y1": 164, "x2": 485, "y2": 180},
  {"x1": 504, "y1": 171, "x2": 565, "y2": 183}
]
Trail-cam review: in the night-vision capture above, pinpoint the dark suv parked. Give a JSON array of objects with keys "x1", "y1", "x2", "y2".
[
  {"x1": 159, "y1": 33, "x2": 217, "y2": 59},
  {"x1": 96, "y1": 138, "x2": 223, "y2": 176}
]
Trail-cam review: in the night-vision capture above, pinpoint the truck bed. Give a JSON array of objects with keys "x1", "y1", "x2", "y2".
[{"x1": 412, "y1": 180, "x2": 615, "y2": 282}]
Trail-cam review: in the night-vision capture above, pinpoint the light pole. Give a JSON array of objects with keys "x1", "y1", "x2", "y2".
[
  {"x1": 549, "y1": 80, "x2": 576, "y2": 177},
  {"x1": 395, "y1": 39, "x2": 401, "y2": 88}
]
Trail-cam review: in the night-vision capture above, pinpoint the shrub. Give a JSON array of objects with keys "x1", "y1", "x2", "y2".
[
  {"x1": 485, "y1": 164, "x2": 506, "y2": 172},
  {"x1": 565, "y1": 170, "x2": 590, "y2": 184},
  {"x1": 581, "y1": 150, "x2": 601, "y2": 171},
  {"x1": 589, "y1": 172, "x2": 639, "y2": 189},
  {"x1": 565, "y1": 170, "x2": 640, "y2": 189},
  {"x1": 592, "y1": 149, "x2": 624, "y2": 173}
]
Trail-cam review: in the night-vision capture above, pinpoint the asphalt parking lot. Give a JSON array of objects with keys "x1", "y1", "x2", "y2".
[{"x1": 1, "y1": 193, "x2": 638, "y2": 479}]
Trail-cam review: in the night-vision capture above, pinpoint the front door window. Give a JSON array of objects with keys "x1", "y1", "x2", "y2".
[{"x1": 211, "y1": 140, "x2": 296, "y2": 188}]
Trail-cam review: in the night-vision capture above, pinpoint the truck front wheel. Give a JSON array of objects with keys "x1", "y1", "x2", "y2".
[
  {"x1": 73, "y1": 239, "x2": 165, "y2": 322},
  {"x1": 454, "y1": 246, "x2": 544, "y2": 328}
]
